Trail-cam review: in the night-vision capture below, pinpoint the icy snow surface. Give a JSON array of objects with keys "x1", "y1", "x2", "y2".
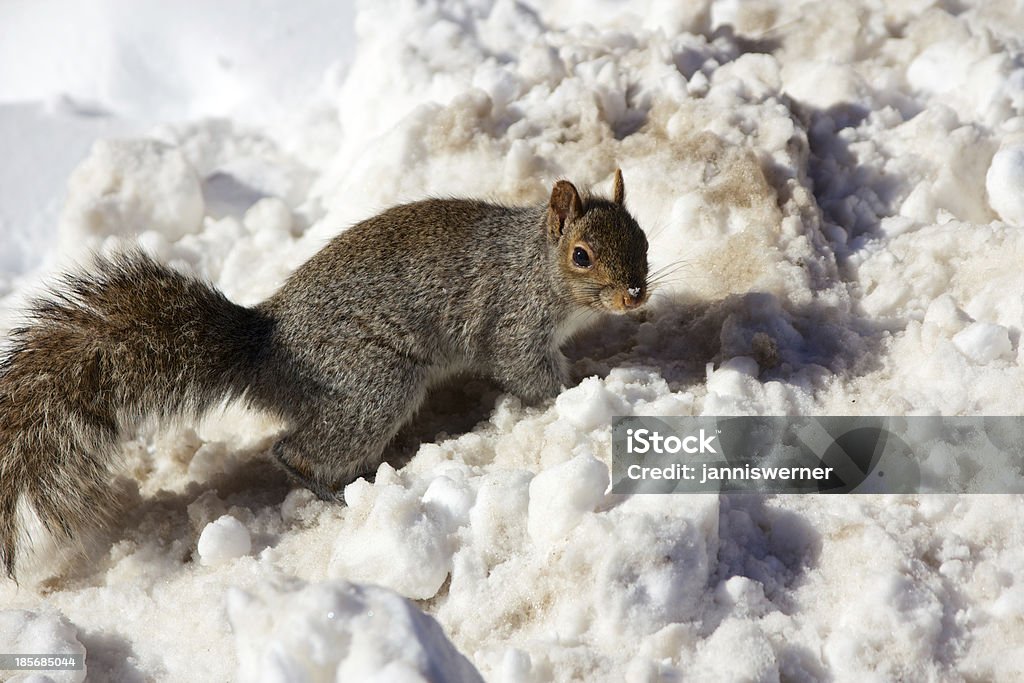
[{"x1": 3, "y1": 0, "x2": 1024, "y2": 681}]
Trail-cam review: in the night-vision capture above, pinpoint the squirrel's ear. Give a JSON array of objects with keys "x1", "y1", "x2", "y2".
[
  {"x1": 613, "y1": 168, "x2": 625, "y2": 205},
  {"x1": 548, "y1": 180, "x2": 583, "y2": 239}
]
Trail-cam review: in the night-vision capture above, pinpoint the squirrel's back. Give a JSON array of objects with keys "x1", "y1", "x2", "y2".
[
  {"x1": 0, "y1": 251, "x2": 273, "y2": 576},
  {"x1": 264, "y1": 199, "x2": 552, "y2": 365}
]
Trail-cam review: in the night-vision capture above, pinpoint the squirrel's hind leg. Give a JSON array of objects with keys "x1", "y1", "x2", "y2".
[
  {"x1": 271, "y1": 361, "x2": 431, "y2": 501},
  {"x1": 272, "y1": 443, "x2": 344, "y2": 501}
]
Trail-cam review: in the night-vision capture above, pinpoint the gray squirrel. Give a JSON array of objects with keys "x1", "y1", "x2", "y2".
[{"x1": 0, "y1": 170, "x2": 649, "y2": 577}]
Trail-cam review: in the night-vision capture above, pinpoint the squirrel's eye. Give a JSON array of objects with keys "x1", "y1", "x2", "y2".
[{"x1": 572, "y1": 247, "x2": 591, "y2": 268}]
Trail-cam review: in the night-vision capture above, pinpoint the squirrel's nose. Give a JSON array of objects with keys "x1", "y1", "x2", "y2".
[{"x1": 622, "y1": 286, "x2": 645, "y2": 310}]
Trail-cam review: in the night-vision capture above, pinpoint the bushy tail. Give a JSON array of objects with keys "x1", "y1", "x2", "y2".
[{"x1": 0, "y1": 250, "x2": 274, "y2": 577}]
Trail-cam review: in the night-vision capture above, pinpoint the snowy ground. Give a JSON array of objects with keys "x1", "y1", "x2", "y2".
[{"x1": 3, "y1": 0, "x2": 1024, "y2": 681}]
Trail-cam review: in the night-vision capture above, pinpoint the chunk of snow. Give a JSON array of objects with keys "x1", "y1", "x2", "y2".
[
  {"x1": 197, "y1": 515, "x2": 252, "y2": 566},
  {"x1": 987, "y1": 145, "x2": 1024, "y2": 224},
  {"x1": 953, "y1": 322, "x2": 1013, "y2": 364}
]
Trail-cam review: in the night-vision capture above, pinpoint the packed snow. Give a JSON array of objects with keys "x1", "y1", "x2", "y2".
[{"x1": 3, "y1": 0, "x2": 1024, "y2": 681}]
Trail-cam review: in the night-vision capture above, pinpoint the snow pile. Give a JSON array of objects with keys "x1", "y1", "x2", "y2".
[
  {"x1": 0, "y1": 610, "x2": 86, "y2": 683},
  {"x1": 228, "y1": 579, "x2": 483, "y2": 682},
  {"x1": 2, "y1": 0, "x2": 1024, "y2": 681},
  {"x1": 0, "y1": 0, "x2": 354, "y2": 292},
  {"x1": 61, "y1": 139, "x2": 205, "y2": 242}
]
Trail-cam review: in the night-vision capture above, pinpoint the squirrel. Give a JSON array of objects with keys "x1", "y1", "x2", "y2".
[{"x1": 0, "y1": 170, "x2": 649, "y2": 578}]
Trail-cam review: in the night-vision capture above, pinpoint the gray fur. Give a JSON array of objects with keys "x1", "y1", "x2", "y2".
[{"x1": 0, "y1": 176, "x2": 649, "y2": 578}]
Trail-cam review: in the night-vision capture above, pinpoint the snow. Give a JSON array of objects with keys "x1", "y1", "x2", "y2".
[
  {"x1": 61, "y1": 139, "x2": 205, "y2": 243},
  {"x1": 329, "y1": 466, "x2": 455, "y2": 601},
  {"x1": 0, "y1": 610, "x2": 85, "y2": 683},
  {"x1": 2, "y1": 0, "x2": 1024, "y2": 681},
  {"x1": 952, "y1": 322, "x2": 1013, "y2": 365},
  {"x1": 197, "y1": 515, "x2": 252, "y2": 566},
  {"x1": 526, "y1": 453, "x2": 609, "y2": 546},
  {"x1": 228, "y1": 580, "x2": 483, "y2": 682},
  {"x1": 0, "y1": 102, "x2": 141, "y2": 288},
  {"x1": 987, "y1": 144, "x2": 1024, "y2": 225},
  {"x1": 554, "y1": 377, "x2": 626, "y2": 430}
]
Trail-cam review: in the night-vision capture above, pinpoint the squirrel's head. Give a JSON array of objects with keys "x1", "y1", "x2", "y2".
[{"x1": 546, "y1": 169, "x2": 649, "y2": 313}]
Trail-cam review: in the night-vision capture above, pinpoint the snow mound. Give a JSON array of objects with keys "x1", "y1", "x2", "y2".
[
  {"x1": 2, "y1": 0, "x2": 1024, "y2": 680},
  {"x1": 60, "y1": 138, "x2": 204, "y2": 245},
  {"x1": 228, "y1": 579, "x2": 483, "y2": 683},
  {"x1": 0, "y1": 610, "x2": 86, "y2": 683}
]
